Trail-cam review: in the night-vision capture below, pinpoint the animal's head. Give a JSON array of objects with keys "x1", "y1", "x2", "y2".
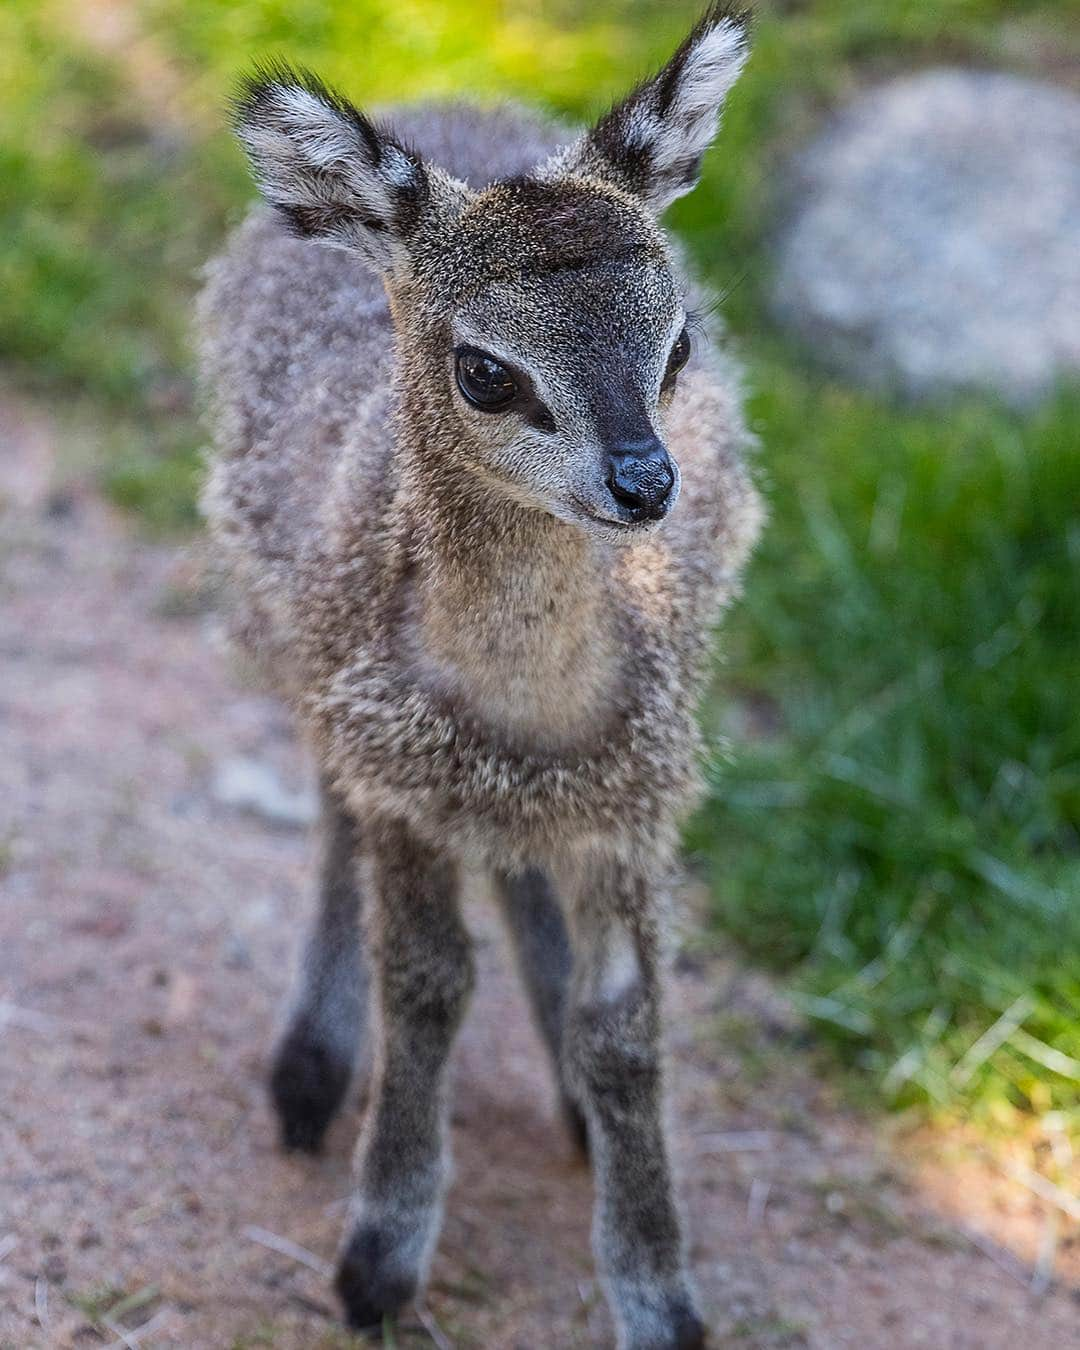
[{"x1": 234, "y1": 5, "x2": 750, "y2": 537}]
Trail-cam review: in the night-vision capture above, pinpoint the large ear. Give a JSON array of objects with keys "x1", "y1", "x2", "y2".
[
  {"x1": 233, "y1": 64, "x2": 449, "y2": 273},
  {"x1": 543, "y1": 5, "x2": 750, "y2": 214}
]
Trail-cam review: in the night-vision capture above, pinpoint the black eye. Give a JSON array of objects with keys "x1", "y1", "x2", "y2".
[
  {"x1": 663, "y1": 327, "x2": 691, "y2": 385},
  {"x1": 455, "y1": 347, "x2": 518, "y2": 411}
]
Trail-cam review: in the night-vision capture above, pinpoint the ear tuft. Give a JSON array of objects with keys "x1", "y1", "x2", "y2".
[
  {"x1": 232, "y1": 62, "x2": 429, "y2": 272},
  {"x1": 545, "y1": 5, "x2": 751, "y2": 213}
]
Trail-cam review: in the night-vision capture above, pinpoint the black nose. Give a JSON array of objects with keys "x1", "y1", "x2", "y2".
[{"x1": 605, "y1": 437, "x2": 676, "y2": 520}]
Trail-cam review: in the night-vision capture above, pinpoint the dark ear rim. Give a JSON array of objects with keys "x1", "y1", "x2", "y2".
[
  {"x1": 230, "y1": 60, "x2": 431, "y2": 244},
  {"x1": 653, "y1": 3, "x2": 753, "y2": 117},
  {"x1": 586, "y1": 3, "x2": 753, "y2": 207},
  {"x1": 231, "y1": 59, "x2": 387, "y2": 165}
]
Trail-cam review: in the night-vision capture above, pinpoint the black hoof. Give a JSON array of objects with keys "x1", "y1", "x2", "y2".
[
  {"x1": 669, "y1": 1303, "x2": 707, "y2": 1350},
  {"x1": 335, "y1": 1225, "x2": 416, "y2": 1331},
  {"x1": 562, "y1": 1095, "x2": 590, "y2": 1161},
  {"x1": 622, "y1": 1294, "x2": 708, "y2": 1350},
  {"x1": 270, "y1": 1023, "x2": 352, "y2": 1153}
]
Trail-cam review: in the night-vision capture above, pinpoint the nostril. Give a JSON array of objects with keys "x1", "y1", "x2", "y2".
[
  {"x1": 606, "y1": 459, "x2": 644, "y2": 508},
  {"x1": 606, "y1": 448, "x2": 676, "y2": 517}
]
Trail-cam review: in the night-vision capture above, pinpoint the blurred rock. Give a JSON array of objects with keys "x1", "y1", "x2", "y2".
[
  {"x1": 211, "y1": 755, "x2": 317, "y2": 829},
  {"x1": 771, "y1": 69, "x2": 1080, "y2": 405}
]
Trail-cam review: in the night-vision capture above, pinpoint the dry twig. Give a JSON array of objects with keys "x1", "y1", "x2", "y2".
[
  {"x1": 34, "y1": 1277, "x2": 49, "y2": 1332},
  {"x1": 747, "y1": 1177, "x2": 771, "y2": 1228},
  {"x1": 416, "y1": 1302, "x2": 455, "y2": 1350},
  {"x1": 961, "y1": 1225, "x2": 1032, "y2": 1290},
  {"x1": 1031, "y1": 1210, "x2": 1059, "y2": 1297},
  {"x1": 1005, "y1": 1163, "x2": 1080, "y2": 1224},
  {"x1": 241, "y1": 1223, "x2": 333, "y2": 1277},
  {"x1": 693, "y1": 1130, "x2": 777, "y2": 1155}
]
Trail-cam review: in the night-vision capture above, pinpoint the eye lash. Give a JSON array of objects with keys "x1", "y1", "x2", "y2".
[
  {"x1": 682, "y1": 307, "x2": 710, "y2": 346},
  {"x1": 684, "y1": 264, "x2": 753, "y2": 339}
]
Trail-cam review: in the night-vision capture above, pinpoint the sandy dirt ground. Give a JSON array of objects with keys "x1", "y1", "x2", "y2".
[{"x1": 2, "y1": 395, "x2": 1079, "y2": 1349}]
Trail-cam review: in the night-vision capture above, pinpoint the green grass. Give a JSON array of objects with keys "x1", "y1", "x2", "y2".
[
  {"x1": 688, "y1": 377, "x2": 1080, "y2": 1134},
  {"x1": 5, "y1": 0, "x2": 1080, "y2": 1139}
]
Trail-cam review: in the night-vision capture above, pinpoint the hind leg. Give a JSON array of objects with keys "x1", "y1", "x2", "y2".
[
  {"x1": 494, "y1": 866, "x2": 587, "y2": 1154},
  {"x1": 270, "y1": 776, "x2": 370, "y2": 1153}
]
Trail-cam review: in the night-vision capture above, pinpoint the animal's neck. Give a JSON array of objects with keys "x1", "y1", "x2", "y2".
[{"x1": 398, "y1": 453, "x2": 619, "y2": 751}]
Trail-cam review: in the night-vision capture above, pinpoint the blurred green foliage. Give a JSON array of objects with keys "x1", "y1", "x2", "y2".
[
  {"x1": 3, "y1": 0, "x2": 1079, "y2": 1135},
  {"x1": 688, "y1": 374, "x2": 1080, "y2": 1131}
]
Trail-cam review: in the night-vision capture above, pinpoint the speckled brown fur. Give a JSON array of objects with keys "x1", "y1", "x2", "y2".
[{"x1": 199, "y1": 10, "x2": 762, "y2": 1347}]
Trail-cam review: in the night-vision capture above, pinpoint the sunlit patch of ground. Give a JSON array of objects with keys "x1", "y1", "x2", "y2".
[{"x1": 899, "y1": 1120, "x2": 1080, "y2": 1295}]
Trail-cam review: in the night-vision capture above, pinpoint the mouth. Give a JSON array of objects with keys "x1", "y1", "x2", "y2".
[
  {"x1": 568, "y1": 494, "x2": 675, "y2": 533},
  {"x1": 568, "y1": 496, "x2": 640, "y2": 530}
]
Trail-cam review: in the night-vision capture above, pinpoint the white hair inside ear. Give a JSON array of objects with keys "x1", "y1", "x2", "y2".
[
  {"x1": 538, "y1": 7, "x2": 751, "y2": 214},
  {"x1": 653, "y1": 14, "x2": 749, "y2": 164},
  {"x1": 233, "y1": 65, "x2": 438, "y2": 274}
]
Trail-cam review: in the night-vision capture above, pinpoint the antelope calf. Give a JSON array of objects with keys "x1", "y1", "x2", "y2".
[{"x1": 199, "y1": 6, "x2": 762, "y2": 1345}]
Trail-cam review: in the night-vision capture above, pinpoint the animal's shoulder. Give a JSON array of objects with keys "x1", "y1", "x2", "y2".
[{"x1": 198, "y1": 208, "x2": 391, "y2": 451}]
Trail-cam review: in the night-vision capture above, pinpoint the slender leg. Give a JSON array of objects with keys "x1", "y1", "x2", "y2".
[
  {"x1": 494, "y1": 866, "x2": 587, "y2": 1154},
  {"x1": 565, "y1": 860, "x2": 704, "y2": 1350},
  {"x1": 335, "y1": 820, "x2": 474, "y2": 1331},
  {"x1": 270, "y1": 777, "x2": 369, "y2": 1153}
]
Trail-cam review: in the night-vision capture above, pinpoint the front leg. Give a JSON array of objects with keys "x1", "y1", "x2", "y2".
[
  {"x1": 565, "y1": 858, "x2": 703, "y2": 1350},
  {"x1": 271, "y1": 776, "x2": 369, "y2": 1152},
  {"x1": 335, "y1": 820, "x2": 474, "y2": 1332}
]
